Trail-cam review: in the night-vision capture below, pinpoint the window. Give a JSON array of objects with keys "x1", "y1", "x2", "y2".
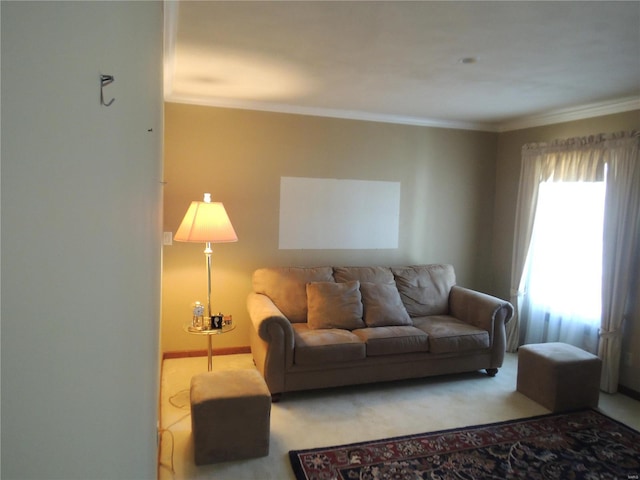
[{"x1": 521, "y1": 180, "x2": 606, "y2": 352}]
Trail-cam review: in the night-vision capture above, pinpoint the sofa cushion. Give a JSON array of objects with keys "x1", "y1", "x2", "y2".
[
  {"x1": 252, "y1": 267, "x2": 334, "y2": 323},
  {"x1": 412, "y1": 315, "x2": 490, "y2": 354},
  {"x1": 352, "y1": 326, "x2": 429, "y2": 356},
  {"x1": 360, "y1": 282, "x2": 412, "y2": 327},
  {"x1": 334, "y1": 266, "x2": 395, "y2": 284},
  {"x1": 306, "y1": 280, "x2": 365, "y2": 330},
  {"x1": 391, "y1": 265, "x2": 456, "y2": 317},
  {"x1": 292, "y1": 323, "x2": 366, "y2": 365}
]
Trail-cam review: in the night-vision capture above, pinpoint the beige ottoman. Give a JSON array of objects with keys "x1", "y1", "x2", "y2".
[
  {"x1": 517, "y1": 342, "x2": 602, "y2": 412},
  {"x1": 190, "y1": 369, "x2": 271, "y2": 465}
]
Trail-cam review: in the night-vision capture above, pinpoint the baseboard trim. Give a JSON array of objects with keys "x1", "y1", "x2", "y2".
[
  {"x1": 163, "y1": 346, "x2": 251, "y2": 360},
  {"x1": 618, "y1": 384, "x2": 640, "y2": 401}
]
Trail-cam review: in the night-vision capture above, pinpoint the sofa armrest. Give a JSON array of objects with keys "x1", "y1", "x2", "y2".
[
  {"x1": 247, "y1": 292, "x2": 295, "y2": 394},
  {"x1": 247, "y1": 292, "x2": 295, "y2": 343},
  {"x1": 450, "y1": 286, "x2": 513, "y2": 331},
  {"x1": 449, "y1": 286, "x2": 514, "y2": 367}
]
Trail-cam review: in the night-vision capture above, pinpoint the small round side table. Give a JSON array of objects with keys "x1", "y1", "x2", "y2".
[{"x1": 183, "y1": 323, "x2": 236, "y2": 371}]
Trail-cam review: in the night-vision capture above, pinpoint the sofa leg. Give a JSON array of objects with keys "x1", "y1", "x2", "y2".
[
  {"x1": 486, "y1": 368, "x2": 498, "y2": 377},
  {"x1": 271, "y1": 393, "x2": 282, "y2": 403}
]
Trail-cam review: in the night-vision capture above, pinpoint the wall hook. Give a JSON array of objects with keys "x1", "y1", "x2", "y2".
[{"x1": 100, "y1": 74, "x2": 115, "y2": 107}]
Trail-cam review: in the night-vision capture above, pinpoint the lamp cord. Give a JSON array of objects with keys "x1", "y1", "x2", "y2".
[{"x1": 158, "y1": 389, "x2": 191, "y2": 476}]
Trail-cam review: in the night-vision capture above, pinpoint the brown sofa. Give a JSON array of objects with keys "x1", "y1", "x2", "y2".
[{"x1": 247, "y1": 264, "x2": 513, "y2": 400}]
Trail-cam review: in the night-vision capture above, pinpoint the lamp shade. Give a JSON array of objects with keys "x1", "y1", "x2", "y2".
[{"x1": 174, "y1": 195, "x2": 238, "y2": 243}]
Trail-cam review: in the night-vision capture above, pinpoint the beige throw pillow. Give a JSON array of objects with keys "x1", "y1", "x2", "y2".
[
  {"x1": 306, "y1": 281, "x2": 365, "y2": 330},
  {"x1": 360, "y1": 282, "x2": 412, "y2": 327}
]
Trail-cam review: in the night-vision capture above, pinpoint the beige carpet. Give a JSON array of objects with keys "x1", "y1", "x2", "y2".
[{"x1": 158, "y1": 352, "x2": 640, "y2": 480}]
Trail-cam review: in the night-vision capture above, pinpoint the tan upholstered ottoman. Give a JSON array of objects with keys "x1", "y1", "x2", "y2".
[
  {"x1": 190, "y1": 369, "x2": 271, "y2": 465},
  {"x1": 517, "y1": 342, "x2": 602, "y2": 412}
]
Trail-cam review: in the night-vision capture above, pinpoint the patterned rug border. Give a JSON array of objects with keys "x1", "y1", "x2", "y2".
[{"x1": 288, "y1": 408, "x2": 640, "y2": 480}]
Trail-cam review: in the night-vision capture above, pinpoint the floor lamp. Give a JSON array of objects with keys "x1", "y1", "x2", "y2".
[{"x1": 174, "y1": 192, "x2": 238, "y2": 329}]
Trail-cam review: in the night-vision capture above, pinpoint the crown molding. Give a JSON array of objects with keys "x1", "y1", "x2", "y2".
[
  {"x1": 164, "y1": 94, "x2": 499, "y2": 132},
  {"x1": 497, "y1": 96, "x2": 640, "y2": 132},
  {"x1": 165, "y1": 92, "x2": 639, "y2": 133}
]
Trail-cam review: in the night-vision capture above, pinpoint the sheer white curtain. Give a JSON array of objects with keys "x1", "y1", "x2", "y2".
[
  {"x1": 506, "y1": 155, "x2": 542, "y2": 352},
  {"x1": 506, "y1": 136, "x2": 606, "y2": 352},
  {"x1": 507, "y1": 132, "x2": 639, "y2": 393},
  {"x1": 599, "y1": 133, "x2": 640, "y2": 392}
]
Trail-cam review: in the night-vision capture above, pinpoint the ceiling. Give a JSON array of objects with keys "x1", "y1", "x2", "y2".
[{"x1": 164, "y1": 1, "x2": 640, "y2": 132}]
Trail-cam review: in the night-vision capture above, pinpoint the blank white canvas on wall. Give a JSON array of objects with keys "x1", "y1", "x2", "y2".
[{"x1": 279, "y1": 176, "x2": 400, "y2": 249}]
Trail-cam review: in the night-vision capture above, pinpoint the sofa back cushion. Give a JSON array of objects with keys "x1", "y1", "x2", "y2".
[
  {"x1": 252, "y1": 267, "x2": 334, "y2": 323},
  {"x1": 391, "y1": 265, "x2": 456, "y2": 316},
  {"x1": 306, "y1": 281, "x2": 365, "y2": 330},
  {"x1": 333, "y1": 266, "x2": 395, "y2": 284}
]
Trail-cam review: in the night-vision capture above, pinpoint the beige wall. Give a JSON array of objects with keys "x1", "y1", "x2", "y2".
[
  {"x1": 162, "y1": 103, "x2": 498, "y2": 354},
  {"x1": 492, "y1": 109, "x2": 640, "y2": 391}
]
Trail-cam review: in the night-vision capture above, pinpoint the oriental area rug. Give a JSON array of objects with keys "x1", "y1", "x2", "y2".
[{"x1": 289, "y1": 409, "x2": 640, "y2": 480}]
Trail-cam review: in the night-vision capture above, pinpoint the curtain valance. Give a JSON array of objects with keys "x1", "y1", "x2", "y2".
[{"x1": 520, "y1": 131, "x2": 638, "y2": 183}]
